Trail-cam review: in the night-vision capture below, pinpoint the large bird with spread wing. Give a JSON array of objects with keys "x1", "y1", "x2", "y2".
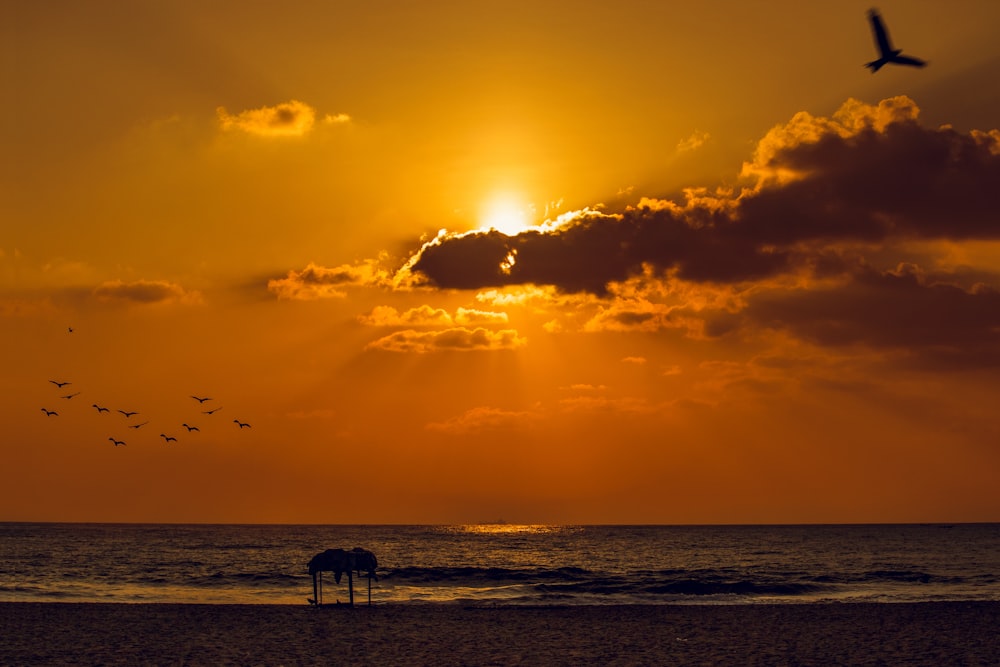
[{"x1": 865, "y1": 8, "x2": 926, "y2": 72}]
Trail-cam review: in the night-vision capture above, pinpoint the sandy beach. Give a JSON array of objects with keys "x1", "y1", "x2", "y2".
[{"x1": 2, "y1": 601, "x2": 998, "y2": 666}]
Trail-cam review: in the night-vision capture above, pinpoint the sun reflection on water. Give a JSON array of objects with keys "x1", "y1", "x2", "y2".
[{"x1": 447, "y1": 524, "x2": 572, "y2": 536}]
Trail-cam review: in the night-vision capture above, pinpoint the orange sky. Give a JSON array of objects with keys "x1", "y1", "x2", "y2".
[{"x1": 3, "y1": 1, "x2": 1000, "y2": 524}]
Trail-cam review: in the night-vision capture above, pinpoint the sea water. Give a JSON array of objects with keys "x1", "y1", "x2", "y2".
[{"x1": 1, "y1": 523, "x2": 997, "y2": 605}]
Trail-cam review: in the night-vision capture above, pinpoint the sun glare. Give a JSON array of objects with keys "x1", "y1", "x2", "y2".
[{"x1": 480, "y1": 196, "x2": 531, "y2": 236}]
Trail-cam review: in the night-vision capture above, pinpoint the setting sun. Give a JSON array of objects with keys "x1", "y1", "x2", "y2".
[{"x1": 480, "y1": 195, "x2": 531, "y2": 236}]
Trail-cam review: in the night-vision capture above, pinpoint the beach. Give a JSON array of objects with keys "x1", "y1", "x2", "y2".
[{"x1": 2, "y1": 602, "x2": 998, "y2": 666}]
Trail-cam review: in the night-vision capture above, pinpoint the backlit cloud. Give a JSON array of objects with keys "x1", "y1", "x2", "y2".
[
  {"x1": 365, "y1": 327, "x2": 526, "y2": 353},
  {"x1": 217, "y1": 100, "x2": 317, "y2": 137},
  {"x1": 358, "y1": 305, "x2": 453, "y2": 327},
  {"x1": 268, "y1": 260, "x2": 389, "y2": 300}
]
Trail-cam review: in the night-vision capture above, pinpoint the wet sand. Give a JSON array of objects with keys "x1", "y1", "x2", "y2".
[{"x1": 2, "y1": 601, "x2": 998, "y2": 665}]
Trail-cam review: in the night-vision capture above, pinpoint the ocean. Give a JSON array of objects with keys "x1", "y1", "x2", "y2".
[{"x1": 1, "y1": 523, "x2": 998, "y2": 606}]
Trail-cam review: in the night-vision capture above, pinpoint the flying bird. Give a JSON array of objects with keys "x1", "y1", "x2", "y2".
[
  {"x1": 61, "y1": 392, "x2": 81, "y2": 399},
  {"x1": 49, "y1": 380, "x2": 71, "y2": 388},
  {"x1": 234, "y1": 419, "x2": 251, "y2": 429},
  {"x1": 160, "y1": 434, "x2": 177, "y2": 443},
  {"x1": 41, "y1": 408, "x2": 58, "y2": 417},
  {"x1": 68, "y1": 327, "x2": 74, "y2": 333},
  {"x1": 865, "y1": 8, "x2": 926, "y2": 72},
  {"x1": 92, "y1": 404, "x2": 110, "y2": 413},
  {"x1": 182, "y1": 423, "x2": 200, "y2": 432},
  {"x1": 128, "y1": 421, "x2": 150, "y2": 429},
  {"x1": 118, "y1": 410, "x2": 139, "y2": 418},
  {"x1": 203, "y1": 406, "x2": 222, "y2": 415},
  {"x1": 108, "y1": 437, "x2": 126, "y2": 447},
  {"x1": 191, "y1": 395, "x2": 212, "y2": 403}
]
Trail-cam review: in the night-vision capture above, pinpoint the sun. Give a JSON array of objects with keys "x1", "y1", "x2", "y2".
[{"x1": 479, "y1": 195, "x2": 531, "y2": 236}]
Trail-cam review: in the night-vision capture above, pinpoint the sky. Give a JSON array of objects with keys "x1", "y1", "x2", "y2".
[{"x1": 3, "y1": 1, "x2": 1000, "y2": 524}]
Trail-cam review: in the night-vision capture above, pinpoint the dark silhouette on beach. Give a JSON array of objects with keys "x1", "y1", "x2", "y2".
[
  {"x1": 308, "y1": 548, "x2": 378, "y2": 607},
  {"x1": 865, "y1": 8, "x2": 926, "y2": 72}
]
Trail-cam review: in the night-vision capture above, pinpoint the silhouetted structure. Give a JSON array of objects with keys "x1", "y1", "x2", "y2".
[
  {"x1": 307, "y1": 547, "x2": 378, "y2": 607},
  {"x1": 866, "y1": 8, "x2": 926, "y2": 72}
]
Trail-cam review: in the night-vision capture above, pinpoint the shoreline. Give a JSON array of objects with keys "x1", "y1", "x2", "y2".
[{"x1": 3, "y1": 601, "x2": 999, "y2": 665}]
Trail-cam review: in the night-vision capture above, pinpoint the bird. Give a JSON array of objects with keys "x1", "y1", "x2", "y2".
[
  {"x1": 92, "y1": 404, "x2": 110, "y2": 413},
  {"x1": 865, "y1": 8, "x2": 926, "y2": 72},
  {"x1": 61, "y1": 392, "x2": 81, "y2": 399},
  {"x1": 108, "y1": 437, "x2": 126, "y2": 447},
  {"x1": 68, "y1": 327, "x2": 74, "y2": 333},
  {"x1": 118, "y1": 410, "x2": 139, "y2": 418},
  {"x1": 191, "y1": 395, "x2": 212, "y2": 403},
  {"x1": 203, "y1": 406, "x2": 222, "y2": 415},
  {"x1": 49, "y1": 380, "x2": 71, "y2": 388},
  {"x1": 160, "y1": 434, "x2": 177, "y2": 443},
  {"x1": 182, "y1": 423, "x2": 200, "y2": 432},
  {"x1": 41, "y1": 408, "x2": 58, "y2": 417},
  {"x1": 128, "y1": 421, "x2": 150, "y2": 429},
  {"x1": 234, "y1": 419, "x2": 251, "y2": 429}
]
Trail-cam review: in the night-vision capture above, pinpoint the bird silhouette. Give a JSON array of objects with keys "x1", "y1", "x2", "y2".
[
  {"x1": 49, "y1": 380, "x2": 71, "y2": 388},
  {"x1": 182, "y1": 423, "x2": 200, "y2": 432},
  {"x1": 61, "y1": 392, "x2": 81, "y2": 399},
  {"x1": 128, "y1": 421, "x2": 150, "y2": 429},
  {"x1": 68, "y1": 327, "x2": 74, "y2": 333},
  {"x1": 191, "y1": 395, "x2": 212, "y2": 403},
  {"x1": 108, "y1": 437, "x2": 127, "y2": 447},
  {"x1": 203, "y1": 406, "x2": 222, "y2": 415},
  {"x1": 234, "y1": 419, "x2": 251, "y2": 429},
  {"x1": 865, "y1": 8, "x2": 926, "y2": 72},
  {"x1": 41, "y1": 408, "x2": 58, "y2": 417},
  {"x1": 118, "y1": 410, "x2": 139, "y2": 418},
  {"x1": 160, "y1": 434, "x2": 177, "y2": 443},
  {"x1": 92, "y1": 404, "x2": 110, "y2": 413}
]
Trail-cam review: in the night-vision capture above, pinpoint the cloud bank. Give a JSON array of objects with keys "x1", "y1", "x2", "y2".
[{"x1": 397, "y1": 97, "x2": 1000, "y2": 367}]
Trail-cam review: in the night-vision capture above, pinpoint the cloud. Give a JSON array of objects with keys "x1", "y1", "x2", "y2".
[
  {"x1": 742, "y1": 263, "x2": 1000, "y2": 368},
  {"x1": 92, "y1": 279, "x2": 201, "y2": 305},
  {"x1": 268, "y1": 260, "x2": 389, "y2": 300},
  {"x1": 454, "y1": 307, "x2": 508, "y2": 325},
  {"x1": 358, "y1": 305, "x2": 507, "y2": 328},
  {"x1": 358, "y1": 305, "x2": 453, "y2": 327},
  {"x1": 217, "y1": 100, "x2": 317, "y2": 137},
  {"x1": 365, "y1": 327, "x2": 526, "y2": 353},
  {"x1": 426, "y1": 406, "x2": 537, "y2": 434},
  {"x1": 676, "y1": 130, "x2": 710, "y2": 153}
]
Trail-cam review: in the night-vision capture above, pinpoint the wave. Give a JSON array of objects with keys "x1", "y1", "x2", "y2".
[{"x1": 380, "y1": 566, "x2": 830, "y2": 598}]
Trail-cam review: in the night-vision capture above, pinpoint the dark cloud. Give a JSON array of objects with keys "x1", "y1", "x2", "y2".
[
  {"x1": 405, "y1": 97, "x2": 1000, "y2": 294},
  {"x1": 741, "y1": 264, "x2": 1000, "y2": 368}
]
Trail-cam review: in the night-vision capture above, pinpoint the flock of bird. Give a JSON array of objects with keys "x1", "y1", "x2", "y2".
[{"x1": 39, "y1": 329, "x2": 254, "y2": 448}]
